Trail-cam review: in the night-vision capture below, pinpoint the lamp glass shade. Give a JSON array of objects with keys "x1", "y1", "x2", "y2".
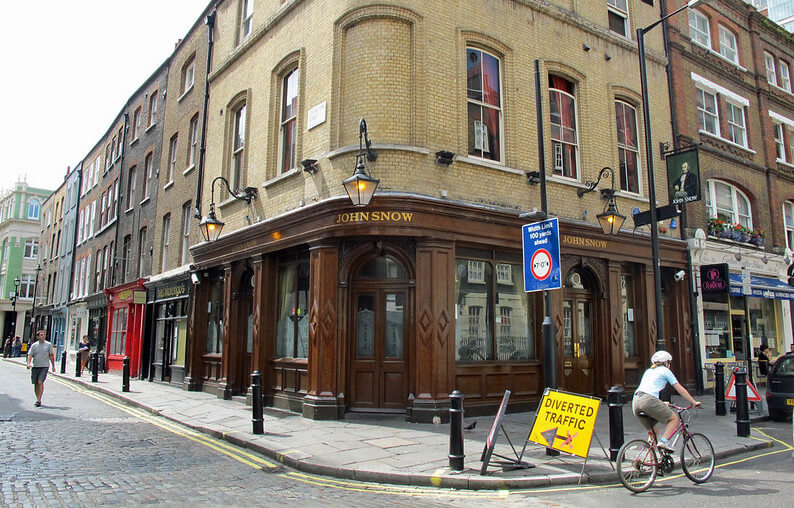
[
  {"x1": 342, "y1": 164, "x2": 379, "y2": 207},
  {"x1": 199, "y1": 212, "x2": 225, "y2": 242},
  {"x1": 597, "y1": 202, "x2": 626, "y2": 236}
]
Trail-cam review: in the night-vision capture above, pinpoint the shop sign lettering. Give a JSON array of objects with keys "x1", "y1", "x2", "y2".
[
  {"x1": 118, "y1": 289, "x2": 133, "y2": 301},
  {"x1": 335, "y1": 211, "x2": 414, "y2": 224},
  {"x1": 157, "y1": 283, "x2": 188, "y2": 299},
  {"x1": 561, "y1": 235, "x2": 608, "y2": 249}
]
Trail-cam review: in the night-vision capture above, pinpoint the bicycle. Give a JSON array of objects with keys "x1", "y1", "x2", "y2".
[{"x1": 616, "y1": 403, "x2": 715, "y2": 493}]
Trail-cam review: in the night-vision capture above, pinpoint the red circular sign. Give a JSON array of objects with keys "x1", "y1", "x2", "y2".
[{"x1": 531, "y1": 249, "x2": 552, "y2": 280}]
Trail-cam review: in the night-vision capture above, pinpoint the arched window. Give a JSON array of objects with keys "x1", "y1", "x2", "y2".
[
  {"x1": 706, "y1": 180, "x2": 751, "y2": 228},
  {"x1": 27, "y1": 198, "x2": 40, "y2": 219}
]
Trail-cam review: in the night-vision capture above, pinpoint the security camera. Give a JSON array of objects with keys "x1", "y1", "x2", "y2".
[
  {"x1": 674, "y1": 270, "x2": 686, "y2": 282},
  {"x1": 190, "y1": 272, "x2": 200, "y2": 285}
]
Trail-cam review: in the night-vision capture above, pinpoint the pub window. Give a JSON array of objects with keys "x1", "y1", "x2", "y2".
[
  {"x1": 206, "y1": 277, "x2": 224, "y2": 354},
  {"x1": 455, "y1": 254, "x2": 535, "y2": 362},
  {"x1": 110, "y1": 308, "x2": 128, "y2": 356},
  {"x1": 621, "y1": 274, "x2": 637, "y2": 358},
  {"x1": 275, "y1": 256, "x2": 309, "y2": 358}
]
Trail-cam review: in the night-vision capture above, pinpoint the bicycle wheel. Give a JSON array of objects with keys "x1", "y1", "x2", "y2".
[
  {"x1": 680, "y1": 432, "x2": 715, "y2": 483},
  {"x1": 616, "y1": 439, "x2": 658, "y2": 493}
]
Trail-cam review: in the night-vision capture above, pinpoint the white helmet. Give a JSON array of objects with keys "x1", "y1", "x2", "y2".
[{"x1": 651, "y1": 351, "x2": 673, "y2": 364}]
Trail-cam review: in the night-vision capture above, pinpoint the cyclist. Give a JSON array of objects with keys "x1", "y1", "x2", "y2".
[{"x1": 633, "y1": 350, "x2": 701, "y2": 452}]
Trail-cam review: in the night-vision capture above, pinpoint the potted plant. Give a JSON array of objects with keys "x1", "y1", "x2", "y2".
[
  {"x1": 708, "y1": 218, "x2": 726, "y2": 237},
  {"x1": 750, "y1": 227, "x2": 765, "y2": 247}
]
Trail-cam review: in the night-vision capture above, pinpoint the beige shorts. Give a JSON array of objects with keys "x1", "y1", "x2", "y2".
[{"x1": 632, "y1": 392, "x2": 674, "y2": 430}]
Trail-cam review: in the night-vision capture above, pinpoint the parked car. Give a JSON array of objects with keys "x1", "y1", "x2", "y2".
[{"x1": 766, "y1": 352, "x2": 794, "y2": 421}]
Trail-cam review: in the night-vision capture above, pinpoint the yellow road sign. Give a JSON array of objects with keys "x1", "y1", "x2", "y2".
[{"x1": 528, "y1": 388, "x2": 600, "y2": 458}]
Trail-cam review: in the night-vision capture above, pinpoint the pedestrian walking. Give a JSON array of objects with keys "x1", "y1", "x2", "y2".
[
  {"x1": 78, "y1": 335, "x2": 90, "y2": 374},
  {"x1": 757, "y1": 344, "x2": 770, "y2": 378},
  {"x1": 12, "y1": 336, "x2": 22, "y2": 357},
  {"x1": 26, "y1": 330, "x2": 55, "y2": 407},
  {"x1": 2, "y1": 336, "x2": 11, "y2": 358}
]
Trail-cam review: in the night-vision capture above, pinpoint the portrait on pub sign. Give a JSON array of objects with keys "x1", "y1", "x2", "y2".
[{"x1": 666, "y1": 148, "x2": 701, "y2": 206}]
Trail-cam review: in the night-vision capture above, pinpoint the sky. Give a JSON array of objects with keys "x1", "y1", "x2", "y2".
[{"x1": 0, "y1": 0, "x2": 209, "y2": 194}]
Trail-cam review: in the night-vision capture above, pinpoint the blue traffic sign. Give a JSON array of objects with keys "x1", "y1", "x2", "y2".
[{"x1": 522, "y1": 218, "x2": 561, "y2": 292}]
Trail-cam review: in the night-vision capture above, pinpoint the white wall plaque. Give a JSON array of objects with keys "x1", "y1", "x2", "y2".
[{"x1": 307, "y1": 101, "x2": 326, "y2": 130}]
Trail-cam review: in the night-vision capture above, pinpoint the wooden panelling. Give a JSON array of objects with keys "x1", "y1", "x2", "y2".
[{"x1": 455, "y1": 363, "x2": 541, "y2": 405}]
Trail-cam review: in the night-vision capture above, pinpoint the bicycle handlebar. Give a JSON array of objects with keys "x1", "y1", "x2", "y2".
[{"x1": 669, "y1": 403, "x2": 700, "y2": 412}]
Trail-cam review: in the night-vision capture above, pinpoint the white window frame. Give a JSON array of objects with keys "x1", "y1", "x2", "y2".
[
  {"x1": 615, "y1": 99, "x2": 642, "y2": 194},
  {"x1": 148, "y1": 92, "x2": 158, "y2": 128},
  {"x1": 240, "y1": 0, "x2": 254, "y2": 43},
  {"x1": 180, "y1": 202, "x2": 191, "y2": 266},
  {"x1": 468, "y1": 260, "x2": 485, "y2": 284},
  {"x1": 132, "y1": 107, "x2": 141, "y2": 141},
  {"x1": 607, "y1": 0, "x2": 630, "y2": 38},
  {"x1": 718, "y1": 25, "x2": 738, "y2": 64},
  {"x1": 23, "y1": 238, "x2": 38, "y2": 259},
  {"x1": 706, "y1": 180, "x2": 752, "y2": 228},
  {"x1": 27, "y1": 199, "x2": 40, "y2": 220},
  {"x1": 144, "y1": 153, "x2": 153, "y2": 200},
  {"x1": 188, "y1": 115, "x2": 199, "y2": 169},
  {"x1": 771, "y1": 111, "x2": 794, "y2": 163},
  {"x1": 784, "y1": 201, "x2": 794, "y2": 250},
  {"x1": 466, "y1": 47, "x2": 504, "y2": 164},
  {"x1": 138, "y1": 227, "x2": 147, "y2": 277},
  {"x1": 161, "y1": 215, "x2": 171, "y2": 272},
  {"x1": 127, "y1": 166, "x2": 137, "y2": 210},
  {"x1": 688, "y1": 9, "x2": 710, "y2": 48},
  {"x1": 780, "y1": 61, "x2": 791, "y2": 92},
  {"x1": 183, "y1": 58, "x2": 195, "y2": 94},
  {"x1": 279, "y1": 69, "x2": 299, "y2": 174},
  {"x1": 549, "y1": 78, "x2": 580, "y2": 180},
  {"x1": 725, "y1": 101, "x2": 747, "y2": 147},
  {"x1": 765, "y1": 52, "x2": 777, "y2": 85},
  {"x1": 696, "y1": 87, "x2": 719, "y2": 136},
  {"x1": 168, "y1": 135, "x2": 178, "y2": 184},
  {"x1": 231, "y1": 104, "x2": 246, "y2": 190},
  {"x1": 19, "y1": 274, "x2": 35, "y2": 299}
]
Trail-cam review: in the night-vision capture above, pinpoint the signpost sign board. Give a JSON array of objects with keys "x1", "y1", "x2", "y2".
[
  {"x1": 528, "y1": 388, "x2": 601, "y2": 458},
  {"x1": 522, "y1": 218, "x2": 561, "y2": 293}
]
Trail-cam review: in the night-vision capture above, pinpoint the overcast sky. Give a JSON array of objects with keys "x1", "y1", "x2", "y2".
[{"x1": 0, "y1": 0, "x2": 208, "y2": 194}]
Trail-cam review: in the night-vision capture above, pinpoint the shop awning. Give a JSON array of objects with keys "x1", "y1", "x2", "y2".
[{"x1": 728, "y1": 273, "x2": 794, "y2": 300}]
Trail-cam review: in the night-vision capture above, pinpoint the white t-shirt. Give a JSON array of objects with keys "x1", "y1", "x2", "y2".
[
  {"x1": 635, "y1": 365, "x2": 678, "y2": 398},
  {"x1": 28, "y1": 341, "x2": 54, "y2": 368}
]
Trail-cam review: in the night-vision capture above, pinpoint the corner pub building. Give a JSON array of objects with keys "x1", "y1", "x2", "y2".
[{"x1": 182, "y1": 0, "x2": 693, "y2": 422}]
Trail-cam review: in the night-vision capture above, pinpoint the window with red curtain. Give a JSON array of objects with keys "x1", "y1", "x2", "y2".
[
  {"x1": 467, "y1": 48, "x2": 502, "y2": 162},
  {"x1": 615, "y1": 100, "x2": 640, "y2": 193},
  {"x1": 549, "y1": 75, "x2": 578, "y2": 179}
]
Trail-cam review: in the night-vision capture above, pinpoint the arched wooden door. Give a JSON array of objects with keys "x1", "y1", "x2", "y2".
[
  {"x1": 349, "y1": 255, "x2": 410, "y2": 411},
  {"x1": 562, "y1": 268, "x2": 596, "y2": 394}
]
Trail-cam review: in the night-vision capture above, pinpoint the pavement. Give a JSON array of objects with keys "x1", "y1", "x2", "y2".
[{"x1": 2, "y1": 357, "x2": 775, "y2": 490}]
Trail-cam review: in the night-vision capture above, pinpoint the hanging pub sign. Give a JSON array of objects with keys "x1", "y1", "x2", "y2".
[
  {"x1": 666, "y1": 148, "x2": 701, "y2": 205},
  {"x1": 700, "y1": 263, "x2": 729, "y2": 295}
]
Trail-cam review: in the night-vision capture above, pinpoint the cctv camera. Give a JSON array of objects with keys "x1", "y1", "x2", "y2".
[
  {"x1": 674, "y1": 270, "x2": 686, "y2": 282},
  {"x1": 190, "y1": 273, "x2": 200, "y2": 285}
]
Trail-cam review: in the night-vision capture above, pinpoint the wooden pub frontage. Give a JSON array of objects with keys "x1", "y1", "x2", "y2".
[{"x1": 186, "y1": 195, "x2": 693, "y2": 422}]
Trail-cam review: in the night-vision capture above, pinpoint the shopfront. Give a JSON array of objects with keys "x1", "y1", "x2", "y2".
[
  {"x1": 145, "y1": 276, "x2": 190, "y2": 386},
  {"x1": 68, "y1": 301, "x2": 90, "y2": 366},
  {"x1": 692, "y1": 237, "x2": 794, "y2": 386},
  {"x1": 105, "y1": 280, "x2": 147, "y2": 375},
  {"x1": 188, "y1": 196, "x2": 691, "y2": 421}
]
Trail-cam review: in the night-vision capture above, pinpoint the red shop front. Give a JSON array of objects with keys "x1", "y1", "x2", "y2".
[{"x1": 105, "y1": 279, "x2": 147, "y2": 375}]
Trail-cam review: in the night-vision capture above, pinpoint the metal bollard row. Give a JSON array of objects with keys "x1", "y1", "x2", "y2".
[
  {"x1": 715, "y1": 362, "x2": 726, "y2": 416},
  {"x1": 91, "y1": 352, "x2": 99, "y2": 383},
  {"x1": 60, "y1": 351, "x2": 67, "y2": 374}
]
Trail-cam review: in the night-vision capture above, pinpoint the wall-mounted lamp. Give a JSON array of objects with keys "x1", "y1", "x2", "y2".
[
  {"x1": 435, "y1": 150, "x2": 455, "y2": 165},
  {"x1": 583, "y1": 44, "x2": 591, "y2": 51},
  {"x1": 577, "y1": 166, "x2": 626, "y2": 236},
  {"x1": 526, "y1": 171, "x2": 541, "y2": 185},
  {"x1": 199, "y1": 176, "x2": 258, "y2": 242},
  {"x1": 301, "y1": 159, "x2": 318, "y2": 174},
  {"x1": 342, "y1": 119, "x2": 379, "y2": 207}
]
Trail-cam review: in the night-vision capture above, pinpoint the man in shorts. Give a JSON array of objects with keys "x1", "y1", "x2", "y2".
[
  {"x1": 633, "y1": 351, "x2": 701, "y2": 452},
  {"x1": 26, "y1": 330, "x2": 55, "y2": 407}
]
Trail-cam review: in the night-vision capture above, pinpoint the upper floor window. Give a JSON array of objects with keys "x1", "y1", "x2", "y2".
[
  {"x1": 240, "y1": 0, "x2": 254, "y2": 43},
  {"x1": 784, "y1": 201, "x2": 794, "y2": 250},
  {"x1": 147, "y1": 91, "x2": 158, "y2": 127},
  {"x1": 549, "y1": 75, "x2": 579, "y2": 179},
  {"x1": 180, "y1": 201, "x2": 191, "y2": 266},
  {"x1": 27, "y1": 198, "x2": 40, "y2": 219},
  {"x1": 607, "y1": 0, "x2": 629, "y2": 38},
  {"x1": 161, "y1": 214, "x2": 171, "y2": 272},
  {"x1": 144, "y1": 152, "x2": 154, "y2": 200},
  {"x1": 773, "y1": 122, "x2": 787, "y2": 162},
  {"x1": 718, "y1": 25, "x2": 738, "y2": 64},
  {"x1": 689, "y1": 9, "x2": 710, "y2": 48},
  {"x1": 771, "y1": 112, "x2": 794, "y2": 164},
  {"x1": 725, "y1": 102, "x2": 747, "y2": 147},
  {"x1": 19, "y1": 274, "x2": 35, "y2": 299},
  {"x1": 132, "y1": 106, "x2": 142, "y2": 141},
  {"x1": 780, "y1": 61, "x2": 791, "y2": 92},
  {"x1": 188, "y1": 114, "x2": 199, "y2": 169},
  {"x1": 615, "y1": 100, "x2": 640, "y2": 193},
  {"x1": 765, "y1": 52, "x2": 777, "y2": 85},
  {"x1": 706, "y1": 180, "x2": 751, "y2": 228},
  {"x1": 696, "y1": 87, "x2": 719, "y2": 136},
  {"x1": 138, "y1": 227, "x2": 147, "y2": 277},
  {"x1": 231, "y1": 103, "x2": 247, "y2": 190},
  {"x1": 127, "y1": 166, "x2": 137, "y2": 209},
  {"x1": 24, "y1": 238, "x2": 39, "y2": 259},
  {"x1": 182, "y1": 56, "x2": 195, "y2": 95},
  {"x1": 168, "y1": 134, "x2": 178, "y2": 184},
  {"x1": 280, "y1": 69, "x2": 299, "y2": 174},
  {"x1": 467, "y1": 47, "x2": 502, "y2": 162}
]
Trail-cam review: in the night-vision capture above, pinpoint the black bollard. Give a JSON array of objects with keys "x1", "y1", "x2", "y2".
[
  {"x1": 449, "y1": 391, "x2": 465, "y2": 472},
  {"x1": 60, "y1": 351, "x2": 67, "y2": 374},
  {"x1": 715, "y1": 362, "x2": 726, "y2": 416},
  {"x1": 122, "y1": 356, "x2": 130, "y2": 392},
  {"x1": 735, "y1": 369, "x2": 750, "y2": 437},
  {"x1": 75, "y1": 350, "x2": 81, "y2": 377},
  {"x1": 91, "y1": 353, "x2": 99, "y2": 382},
  {"x1": 251, "y1": 371, "x2": 264, "y2": 435},
  {"x1": 607, "y1": 385, "x2": 625, "y2": 461}
]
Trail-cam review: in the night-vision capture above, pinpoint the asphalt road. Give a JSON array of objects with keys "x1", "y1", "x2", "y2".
[{"x1": 1, "y1": 361, "x2": 792, "y2": 507}]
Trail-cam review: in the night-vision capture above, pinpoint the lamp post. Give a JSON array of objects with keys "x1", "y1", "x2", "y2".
[
  {"x1": 637, "y1": 0, "x2": 705, "y2": 351},
  {"x1": 342, "y1": 119, "x2": 379, "y2": 207},
  {"x1": 198, "y1": 176, "x2": 258, "y2": 242}
]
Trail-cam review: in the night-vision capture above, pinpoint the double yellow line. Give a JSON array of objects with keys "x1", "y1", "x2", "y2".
[{"x1": 50, "y1": 377, "x2": 276, "y2": 470}]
